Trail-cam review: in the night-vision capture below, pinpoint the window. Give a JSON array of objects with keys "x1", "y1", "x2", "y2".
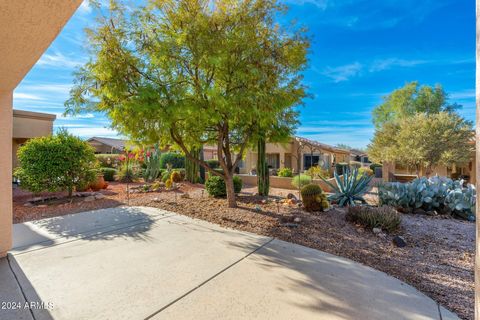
[
  {"x1": 266, "y1": 153, "x2": 280, "y2": 169},
  {"x1": 303, "y1": 154, "x2": 320, "y2": 170}
]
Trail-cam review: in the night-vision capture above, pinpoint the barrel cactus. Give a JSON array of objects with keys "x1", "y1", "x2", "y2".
[{"x1": 301, "y1": 184, "x2": 329, "y2": 212}]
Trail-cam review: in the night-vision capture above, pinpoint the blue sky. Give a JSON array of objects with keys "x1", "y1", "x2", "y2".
[{"x1": 14, "y1": 0, "x2": 475, "y2": 148}]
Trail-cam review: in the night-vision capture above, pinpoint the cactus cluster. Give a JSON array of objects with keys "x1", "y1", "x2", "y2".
[
  {"x1": 301, "y1": 184, "x2": 329, "y2": 212},
  {"x1": 379, "y1": 176, "x2": 476, "y2": 221},
  {"x1": 143, "y1": 144, "x2": 161, "y2": 183}
]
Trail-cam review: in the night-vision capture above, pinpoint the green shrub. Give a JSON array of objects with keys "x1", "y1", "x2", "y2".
[
  {"x1": 301, "y1": 184, "x2": 329, "y2": 212},
  {"x1": 358, "y1": 167, "x2": 373, "y2": 177},
  {"x1": 95, "y1": 154, "x2": 122, "y2": 168},
  {"x1": 205, "y1": 159, "x2": 220, "y2": 169},
  {"x1": 291, "y1": 174, "x2": 312, "y2": 188},
  {"x1": 205, "y1": 176, "x2": 242, "y2": 197},
  {"x1": 117, "y1": 165, "x2": 137, "y2": 183},
  {"x1": 306, "y1": 166, "x2": 330, "y2": 179},
  {"x1": 15, "y1": 129, "x2": 96, "y2": 197},
  {"x1": 161, "y1": 171, "x2": 171, "y2": 182},
  {"x1": 159, "y1": 152, "x2": 185, "y2": 169},
  {"x1": 277, "y1": 167, "x2": 293, "y2": 177},
  {"x1": 346, "y1": 206, "x2": 401, "y2": 233},
  {"x1": 99, "y1": 167, "x2": 117, "y2": 181}
]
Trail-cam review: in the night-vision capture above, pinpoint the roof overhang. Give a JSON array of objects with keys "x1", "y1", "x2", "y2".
[{"x1": 0, "y1": 0, "x2": 83, "y2": 91}]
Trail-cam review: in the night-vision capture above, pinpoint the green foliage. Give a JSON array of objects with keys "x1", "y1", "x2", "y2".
[
  {"x1": 301, "y1": 184, "x2": 329, "y2": 212},
  {"x1": 379, "y1": 176, "x2": 476, "y2": 220},
  {"x1": 117, "y1": 164, "x2": 137, "y2": 183},
  {"x1": 369, "y1": 112, "x2": 474, "y2": 172},
  {"x1": 142, "y1": 145, "x2": 161, "y2": 182},
  {"x1": 372, "y1": 81, "x2": 461, "y2": 128},
  {"x1": 99, "y1": 167, "x2": 117, "y2": 182},
  {"x1": 161, "y1": 170, "x2": 171, "y2": 183},
  {"x1": 346, "y1": 206, "x2": 401, "y2": 233},
  {"x1": 65, "y1": 0, "x2": 308, "y2": 207},
  {"x1": 205, "y1": 176, "x2": 243, "y2": 197},
  {"x1": 159, "y1": 153, "x2": 185, "y2": 169},
  {"x1": 205, "y1": 160, "x2": 220, "y2": 169},
  {"x1": 277, "y1": 167, "x2": 293, "y2": 177},
  {"x1": 257, "y1": 136, "x2": 269, "y2": 196},
  {"x1": 322, "y1": 167, "x2": 372, "y2": 207},
  {"x1": 292, "y1": 174, "x2": 312, "y2": 188},
  {"x1": 358, "y1": 167, "x2": 373, "y2": 177},
  {"x1": 15, "y1": 130, "x2": 96, "y2": 197},
  {"x1": 95, "y1": 154, "x2": 122, "y2": 168},
  {"x1": 306, "y1": 165, "x2": 330, "y2": 179}
]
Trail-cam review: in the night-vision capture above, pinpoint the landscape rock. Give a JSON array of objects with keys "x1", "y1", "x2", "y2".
[
  {"x1": 393, "y1": 235, "x2": 407, "y2": 248},
  {"x1": 372, "y1": 227, "x2": 382, "y2": 234},
  {"x1": 23, "y1": 202, "x2": 34, "y2": 207},
  {"x1": 283, "y1": 223, "x2": 299, "y2": 228},
  {"x1": 180, "y1": 193, "x2": 190, "y2": 199},
  {"x1": 413, "y1": 208, "x2": 427, "y2": 215},
  {"x1": 36, "y1": 204, "x2": 47, "y2": 208},
  {"x1": 293, "y1": 217, "x2": 302, "y2": 223},
  {"x1": 94, "y1": 194, "x2": 105, "y2": 200},
  {"x1": 377, "y1": 232, "x2": 387, "y2": 239},
  {"x1": 286, "y1": 193, "x2": 297, "y2": 200},
  {"x1": 84, "y1": 196, "x2": 96, "y2": 202},
  {"x1": 152, "y1": 197, "x2": 161, "y2": 202}
]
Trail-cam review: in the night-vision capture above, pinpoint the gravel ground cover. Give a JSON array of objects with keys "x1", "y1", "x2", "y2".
[{"x1": 13, "y1": 182, "x2": 474, "y2": 319}]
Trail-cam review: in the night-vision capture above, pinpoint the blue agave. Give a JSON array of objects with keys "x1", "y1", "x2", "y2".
[{"x1": 321, "y1": 167, "x2": 372, "y2": 207}]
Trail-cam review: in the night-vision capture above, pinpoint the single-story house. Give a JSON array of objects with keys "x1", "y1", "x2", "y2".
[
  {"x1": 349, "y1": 149, "x2": 371, "y2": 167},
  {"x1": 87, "y1": 137, "x2": 127, "y2": 154},
  {"x1": 13, "y1": 109, "x2": 56, "y2": 168},
  {"x1": 238, "y1": 136, "x2": 350, "y2": 175}
]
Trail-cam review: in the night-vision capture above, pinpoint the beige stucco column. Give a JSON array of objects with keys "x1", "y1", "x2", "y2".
[{"x1": 0, "y1": 92, "x2": 13, "y2": 257}]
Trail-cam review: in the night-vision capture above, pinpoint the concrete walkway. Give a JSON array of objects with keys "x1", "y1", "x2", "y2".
[{"x1": 1, "y1": 206, "x2": 458, "y2": 320}]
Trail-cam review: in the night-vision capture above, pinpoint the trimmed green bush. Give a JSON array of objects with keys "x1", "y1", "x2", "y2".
[
  {"x1": 99, "y1": 167, "x2": 117, "y2": 181},
  {"x1": 15, "y1": 129, "x2": 96, "y2": 197},
  {"x1": 205, "y1": 159, "x2": 220, "y2": 169},
  {"x1": 291, "y1": 174, "x2": 312, "y2": 188},
  {"x1": 205, "y1": 176, "x2": 242, "y2": 197},
  {"x1": 346, "y1": 206, "x2": 401, "y2": 233},
  {"x1": 159, "y1": 152, "x2": 185, "y2": 169},
  {"x1": 277, "y1": 167, "x2": 293, "y2": 177}
]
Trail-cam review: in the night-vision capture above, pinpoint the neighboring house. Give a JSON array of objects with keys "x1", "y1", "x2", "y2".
[
  {"x1": 349, "y1": 149, "x2": 371, "y2": 167},
  {"x1": 87, "y1": 137, "x2": 127, "y2": 154},
  {"x1": 238, "y1": 136, "x2": 350, "y2": 174},
  {"x1": 13, "y1": 109, "x2": 56, "y2": 168},
  {"x1": 382, "y1": 149, "x2": 476, "y2": 184}
]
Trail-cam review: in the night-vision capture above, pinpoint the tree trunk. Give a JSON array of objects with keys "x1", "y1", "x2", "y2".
[
  {"x1": 257, "y1": 136, "x2": 269, "y2": 196},
  {"x1": 224, "y1": 172, "x2": 237, "y2": 208}
]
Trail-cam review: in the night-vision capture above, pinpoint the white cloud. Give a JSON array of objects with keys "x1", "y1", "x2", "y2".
[
  {"x1": 16, "y1": 83, "x2": 72, "y2": 96},
  {"x1": 322, "y1": 62, "x2": 362, "y2": 82},
  {"x1": 54, "y1": 125, "x2": 119, "y2": 138},
  {"x1": 13, "y1": 93, "x2": 45, "y2": 101},
  {"x1": 284, "y1": 0, "x2": 328, "y2": 9},
  {"x1": 449, "y1": 89, "x2": 475, "y2": 100},
  {"x1": 55, "y1": 113, "x2": 96, "y2": 120},
  {"x1": 78, "y1": 0, "x2": 93, "y2": 14},
  {"x1": 369, "y1": 58, "x2": 426, "y2": 72},
  {"x1": 37, "y1": 51, "x2": 86, "y2": 69}
]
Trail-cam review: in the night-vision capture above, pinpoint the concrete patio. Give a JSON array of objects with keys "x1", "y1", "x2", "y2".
[{"x1": 1, "y1": 206, "x2": 458, "y2": 320}]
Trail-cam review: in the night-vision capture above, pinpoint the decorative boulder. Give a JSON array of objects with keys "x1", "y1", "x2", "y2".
[{"x1": 392, "y1": 236, "x2": 407, "y2": 248}]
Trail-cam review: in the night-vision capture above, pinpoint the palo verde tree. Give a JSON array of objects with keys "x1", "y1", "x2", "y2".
[
  {"x1": 372, "y1": 81, "x2": 461, "y2": 128},
  {"x1": 368, "y1": 112, "x2": 474, "y2": 175},
  {"x1": 66, "y1": 0, "x2": 308, "y2": 207}
]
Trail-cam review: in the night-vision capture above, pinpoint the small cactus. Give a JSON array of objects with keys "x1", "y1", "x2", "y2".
[
  {"x1": 165, "y1": 178, "x2": 173, "y2": 189},
  {"x1": 301, "y1": 184, "x2": 329, "y2": 212}
]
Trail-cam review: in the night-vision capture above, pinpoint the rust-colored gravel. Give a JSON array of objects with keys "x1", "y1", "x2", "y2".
[{"x1": 14, "y1": 182, "x2": 474, "y2": 319}]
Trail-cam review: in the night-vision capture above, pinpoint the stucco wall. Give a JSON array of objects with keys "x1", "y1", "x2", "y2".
[{"x1": 236, "y1": 174, "x2": 337, "y2": 193}]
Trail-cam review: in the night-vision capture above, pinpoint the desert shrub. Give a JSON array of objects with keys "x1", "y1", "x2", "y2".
[
  {"x1": 95, "y1": 154, "x2": 122, "y2": 168},
  {"x1": 205, "y1": 159, "x2": 220, "y2": 169},
  {"x1": 170, "y1": 171, "x2": 182, "y2": 183},
  {"x1": 205, "y1": 176, "x2": 242, "y2": 197},
  {"x1": 173, "y1": 168, "x2": 186, "y2": 180},
  {"x1": 159, "y1": 152, "x2": 185, "y2": 169},
  {"x1": 291, "y1": 174, "x2": 312, "y2": 188},
  {"x1": 306, "y1": 165, "x2": 330, "y2": 179},
  {"x1": 99, "y1": 167, "x2": 117, "y2": 181},
  {"x1": 358, "y1": 167, "x2": 373, "y2": 176},
  {"x1": 379, "y1": 176, "x2": 476, "y2": 220},
  {"x1": 346, "y1": 206, "x2": 401, "y2": 233},
  {"x1": 15, "y1": 129, "x2": 96, "y2": 197},
  {"x1": 117, "y1": 165, "x2": 137, "y2": 183},
  {"x1": 277, "y1": 167, "x2": 293, "y2": 177},
  {"x1": 301, "y1": 184, "x2": 329, "y2": 212}
]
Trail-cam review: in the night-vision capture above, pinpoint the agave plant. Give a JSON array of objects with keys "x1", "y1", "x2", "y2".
[{"x1": 322, "y1": 167, "x2": 372, "y2": 207}]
